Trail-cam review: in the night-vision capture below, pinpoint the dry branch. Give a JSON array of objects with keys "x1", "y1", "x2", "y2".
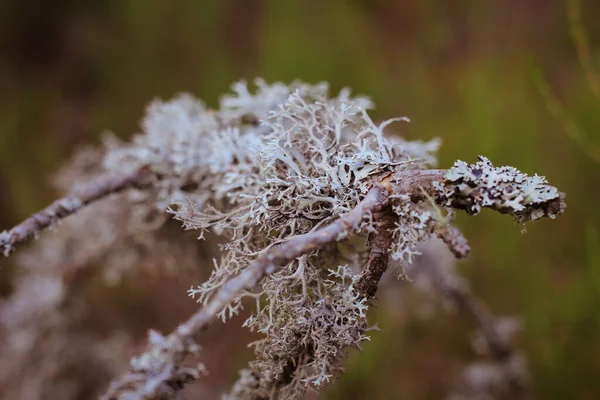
[
  {"x1": 102, "y1": 183, "x2": 390, "y2": 399},
  {"x1": 422, "y1": 258, "x2": 528, "y2": 396},
  {"x1": 0, "y1": 167, "x2": 154, "y2": 257},
  {"x1": 436, "y1": 225, "x2": 471, "y2": 259},
  {"x1": 0, "y1": 81, "x2": 567, "y2": 400},
  {"x1": 103, "y1": 163, "x2": 565, "y2": 398}
]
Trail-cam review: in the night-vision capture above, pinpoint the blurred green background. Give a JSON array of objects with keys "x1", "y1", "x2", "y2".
[{"x1": 0, "y1": 0, "x2": 599, "y2": 398}]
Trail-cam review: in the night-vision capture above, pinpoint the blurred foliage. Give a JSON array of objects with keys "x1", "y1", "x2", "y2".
[{"x1": 0, "y1": 0, "x2": 599, "y2": 398}]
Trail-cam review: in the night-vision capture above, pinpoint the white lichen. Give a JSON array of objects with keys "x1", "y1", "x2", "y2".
[
  {"x1": 3, "y1": 79, "x2": 564, "y2": 400},
  {"x1": 436, "y1": 156, "x2": 564, "y2": 223}
]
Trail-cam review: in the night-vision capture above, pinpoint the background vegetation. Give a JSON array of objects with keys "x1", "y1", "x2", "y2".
[{"x1": 0, "y1": 0, "x2": 598, "y2": 398}]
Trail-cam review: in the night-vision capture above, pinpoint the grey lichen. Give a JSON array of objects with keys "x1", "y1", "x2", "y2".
[
  {"x1": 0, "y1": 79, "x2": 566, "y2": 400},
  {"x1": 435, "y1": 156, "x2": 565, "y2": 224},
  {"x1": 173, "y1": 81, "x2": 441, "y2": 397}
]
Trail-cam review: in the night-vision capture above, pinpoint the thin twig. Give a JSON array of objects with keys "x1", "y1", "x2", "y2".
[
  {"x1": 436, "y1": 224, "x2": 471, "y2": 259},
  {"x1": 419, "y1": 256, "x2": 527, "y2": 395},
  {"x1": 444, "y1": 279, "x2": 512, "y2": 361},
  {"x1": 0, "y1": 167, "x2": 154, "y2": 257}
]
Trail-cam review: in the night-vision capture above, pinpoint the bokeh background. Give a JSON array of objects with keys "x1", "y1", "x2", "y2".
[{"x1": 1, "y1": 0, "x2": 599, "y2": 398}]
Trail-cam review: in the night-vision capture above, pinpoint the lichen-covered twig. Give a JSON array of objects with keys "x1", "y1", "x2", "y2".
[
  {"x1": 103, "y1": 159, "x2": 565, "y2": 399},
  {"x1": 0, "y1": 167, "x2": 154, "y2": 257},
  {"x1": 389, "y1": 158, "x2": 565, "y2": 224},
  {"x1": 1, "y1": 81, "x2": 566, "y2": 399},
  {"x1": 407, "y1": 239, "x2": 527, "y2": 399},
  {"x1": 268, "y1": 213, "x2": 397, "y2": 392},
  {"x1": 414, "y1": 244, "x2": 527, "y2": 397},
  {"x1": 436, "y1": 225, "x2": 471, "y2": 259},
  {"x1": 444, "y1": 279, "x2": 528, "y2": 397},
  {"x1": 447, "y1": 284, "x2": 513, "y2": 362},
  {"x1": 102, "y1": 184, "x2": 390, "y2": 399},
  {"x1": 180, "y1": 184, "x2": 389, "y2": 333}
]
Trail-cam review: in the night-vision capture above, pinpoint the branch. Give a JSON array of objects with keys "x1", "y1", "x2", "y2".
[
  {"x1": 389, "y1": 157, "x2": 565, "y2": 224},
  {"x1": 102, "y1": 159, "x2": 566, "y2": 398},
  {"x1": 102, "y1": 184, "x2": 390, "y2": 400},
  {"x1": 442, "y1": 275, "x2": 513, "y2": 362},
  {"x1": 436, "y1": 224, "x2": 471, "y2": 259},
  {"x1": 355, "y1": 212, "x2": 396, "y2": 299},
  {"x1": 272, "y1": 213, "x2": 398, "y2": 391},
  {"x1": 416, "y1": 249, "x2": 527, "y2": 395},
  {"x1": 0, "y1": 167, "x2": 154, "y2": 257},
  {"x1": 445, "y1": 281, "x2": 528, "y2": 396}
]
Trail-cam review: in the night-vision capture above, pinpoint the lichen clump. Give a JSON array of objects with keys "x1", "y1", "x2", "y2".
[
  {"x1": 153, "y1": 80, "x2": 441, "y2": 396},
  {"x1": 96, "y1": 79, "x2": 559, "y2": 397},
  {"x1": 1, "y1": 78, "x2": 565, "y2": 399},
  {"x1": 437, "y1": 156, "x2": 564, "y2": 223}
]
